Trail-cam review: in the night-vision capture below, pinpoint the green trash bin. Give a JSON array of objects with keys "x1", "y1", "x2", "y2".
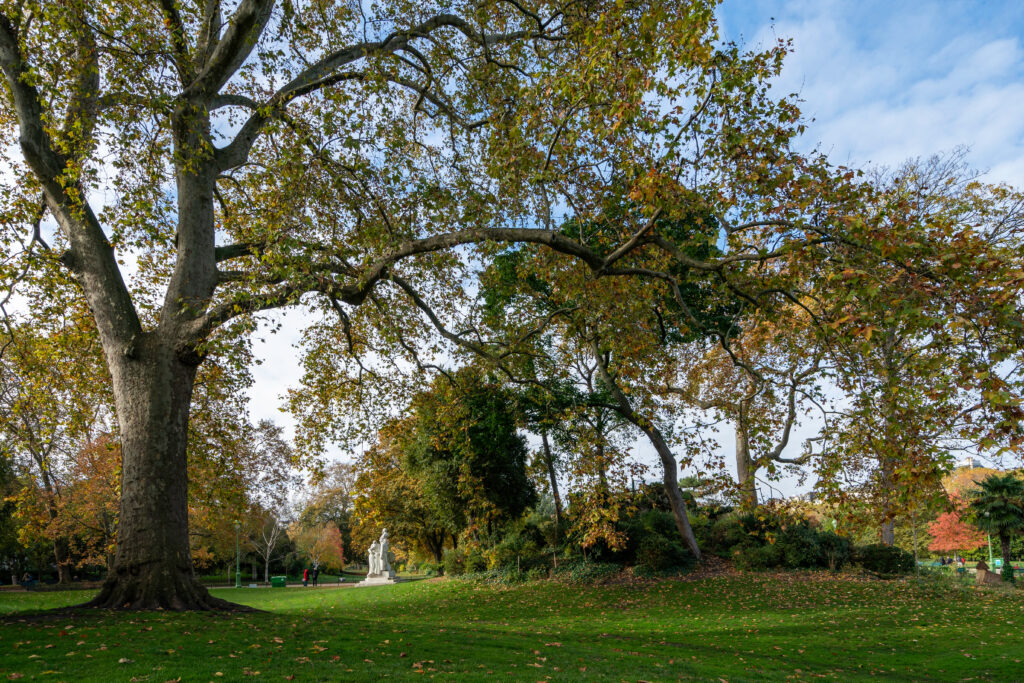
[{"x1": 270, "y1": 576, "x2": 287, "y2": 588}]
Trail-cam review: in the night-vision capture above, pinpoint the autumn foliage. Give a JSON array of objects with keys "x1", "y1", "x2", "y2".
[{"x1": 927, "y1": 500, "x2": 986, "y2": 553}]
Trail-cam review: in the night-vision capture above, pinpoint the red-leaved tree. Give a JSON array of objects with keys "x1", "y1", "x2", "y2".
[{"x1": 928, "y1": 499, "x2": 986, "y2": 554}]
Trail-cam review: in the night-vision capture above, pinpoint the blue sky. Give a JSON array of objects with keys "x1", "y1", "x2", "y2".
[{"x1": 716, "y1": 0, "x2": 1024, "y2": 184}]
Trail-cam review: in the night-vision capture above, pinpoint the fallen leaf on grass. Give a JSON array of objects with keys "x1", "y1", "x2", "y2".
[{"x1": 118, "y1": 658, "x2": 134, "y2": 664}]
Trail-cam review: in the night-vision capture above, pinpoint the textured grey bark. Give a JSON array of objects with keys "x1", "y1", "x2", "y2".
[
  {"x1": 85, "y1": 335, "x2": 230, "y2": 610},
  {"x1": 879, "y1": 519, "x2": 895, "y2": 547},
  {"x1": 540, "y1": 431, "x2": 563, "y2": 529},
  {"x1": 1, "y1": 1, "x2": 734, "y2": 607},
  {"x1": 734, "y1": 405, "x2": 758, "y2": 509}
]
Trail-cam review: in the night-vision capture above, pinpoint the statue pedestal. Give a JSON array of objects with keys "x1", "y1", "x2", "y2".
[{"x1": 358, "y1": 571, "x2": 397, "y2": 586}]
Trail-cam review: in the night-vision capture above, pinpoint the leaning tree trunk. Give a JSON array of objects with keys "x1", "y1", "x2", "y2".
[
  {"x1": 591, "y1": 341, "x2": 701, "y2": 560},
  {"x1": 84, "y1": 335, "x2": 229, "y2": 610},
  {"x1": 643, "y1": 426, "x2": 702, "y2": 560},
  {"x1": 540, "y1": 432, "x2": 563, "y2": 530}
]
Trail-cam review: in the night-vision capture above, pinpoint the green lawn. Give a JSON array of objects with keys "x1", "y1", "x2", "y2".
[{"x1": 1, "y1": 572, "x2": 1022, "y2": 681}]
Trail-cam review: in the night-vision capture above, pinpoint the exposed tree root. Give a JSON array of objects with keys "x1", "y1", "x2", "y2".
[{"x1": 79, "y1": 565, "x2": 246, "y2": 611}]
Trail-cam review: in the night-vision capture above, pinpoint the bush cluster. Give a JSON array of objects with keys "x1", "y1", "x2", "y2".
[
  {"x1": 619, "y1": 510, "x2": 697, "y2": 575},
  {"x1": 701, "y1": 509, "x2": 913, "y2": 574},
  {"x1": 418, "y1": 562, "x2": 440, "y2": 577},
  {"x1": 854, "y1": 543, "x2": 915, "y2": 575},
  {"x1": 442, "y1": 547, "x2": 486, "y2": 577},
  {"x1": 551, "y1": 560, "x2": 622, "y2": 584}
]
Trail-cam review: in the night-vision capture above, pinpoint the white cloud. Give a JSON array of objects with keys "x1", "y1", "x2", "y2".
[{"x1": 738, "y1": 2, "x2": 1024, "y2": 185}]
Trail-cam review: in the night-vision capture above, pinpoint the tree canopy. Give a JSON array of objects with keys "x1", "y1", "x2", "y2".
[{"x1": 2, "y1": 0, "x2": 1023, "y2": 608}]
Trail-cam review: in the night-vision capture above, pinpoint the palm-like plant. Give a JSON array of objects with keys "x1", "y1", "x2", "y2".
[{"x1": 969, "y1": 473, "x2": 1024, "y2": 583}]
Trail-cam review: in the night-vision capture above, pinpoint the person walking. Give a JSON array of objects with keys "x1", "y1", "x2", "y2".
[
  {"x1": 312, "y1": 566, "x2": 319, "y2": 587},
  {"x1": 302, "y1": 567, "x2": 309, "y2": 587}
]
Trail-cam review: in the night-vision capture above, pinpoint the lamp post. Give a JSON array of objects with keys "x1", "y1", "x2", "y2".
[{"x1": 234, "y1": 519, "x2": 241, "y2": 588}]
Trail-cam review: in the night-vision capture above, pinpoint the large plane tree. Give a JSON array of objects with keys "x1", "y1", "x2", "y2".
[{"x1": 1, "y1": 0, "x2": 870, "y2": 609}]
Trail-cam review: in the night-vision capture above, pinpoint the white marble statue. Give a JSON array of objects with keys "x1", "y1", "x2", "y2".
[
  {"x1": 368, "y1": 540, "x2": 380, "y2": 576},
  {"x1": 360, "y1": 528, "x2": 397, "y2": 585},
  {"x1": 378, "y1": 528, "x2": 392, "y2": 575}
]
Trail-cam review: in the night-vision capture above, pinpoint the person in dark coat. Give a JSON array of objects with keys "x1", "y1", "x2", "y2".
[{"x1": 312, "y1": 566, "x2": 319, "y2": 587}]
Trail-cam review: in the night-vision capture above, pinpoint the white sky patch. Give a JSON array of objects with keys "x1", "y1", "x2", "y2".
[{"x1": 247, "y1": 307, "x2": 308, "y2": 440}]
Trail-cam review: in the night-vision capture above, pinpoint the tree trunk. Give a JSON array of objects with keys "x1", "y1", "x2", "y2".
[
  {"x1": 648, "y1": 431, "x2": 702, "y2": 561},
  {"x1": 735, "y1": 410, "x2": 757, "y2": 510},
  {"x1": 880, "y1": 520, "x2": 895, "y2": 547},
  {"x1": 590, "y1": 341, "x2": 701, "y2": 560},
  {"x1": 540, "y1": 431, "x2": 563, "y2": 530},
  {"x1": 83, "y1": 336, "x2": 230, "y2": 610},
  {"x1": 53, "y1": 537, "x2": 73, "y2": 584},
  {"x1": 424, "y1": 531, "x2": 444, "y2": 564},
  {"x1": 877, "y1": 453, "x2": 896, "y2": 546},
  {"x1": 1000, "y1": 533, "x2": 1014, "y2": 583},
  {"x1": 36, "y1": 465, "x2": 73, "y2": 583}
]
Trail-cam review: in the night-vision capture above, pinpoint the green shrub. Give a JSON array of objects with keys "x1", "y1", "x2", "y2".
[
  {"x1": 855, "y1": 544, "x2": 915, "y2": 575},
  {"x1": 442, "y1": 548, "x2": 464, "y2": 576},
  {"x1": 621, "y1": 510, "x2": 696, "y2": 574},
  {"x1": 635, "y1": 535, "x2": 695, "y2": 574},
  {"x1": 775, "y1": 521, "x2": 822, "y2": 569},
  {"x1": 708, "y1": 513, "x2": 751, "y2": 555},
  {"x1": 732, "y1": 543, "x2": 782, "y2": 570},
  {"x1": 818, "y1": 532, "x2": 853, "y2": 571},
  {"x1": 465, "y1": 548, "x2": 486, "y2": 573},
  {"x1": 419, "y1": 562, "x2": 439, "y2": 577},
  {"x1": 525, "y1": 566, "x2": 548, "y2": 581},
  {"x1": 689, "y1": 512, "x2": 713, "y2": 549},
  {"x1": 707, "y1": 510, "x2": 787, "y2": 557},
  {"x1": 552, "y1": 561, "x2": 621, "y2": 584}
]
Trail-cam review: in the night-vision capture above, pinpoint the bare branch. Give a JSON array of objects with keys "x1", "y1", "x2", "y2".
[
  {"x1": 214, "y1": 11, "x2": 556, "y2": 171},
  {"x1": 156, "y1": 0, "x2": 196, "y2": 84},
  {"x1": 195, "y1": 0, "x2": 223, "y2": 68},
  {"x1": 184, "y1": 0, "x2": 274, "y2": 101},
  {"x1": 0, "y1": 12, "x2": 141, "y2": 350}
]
